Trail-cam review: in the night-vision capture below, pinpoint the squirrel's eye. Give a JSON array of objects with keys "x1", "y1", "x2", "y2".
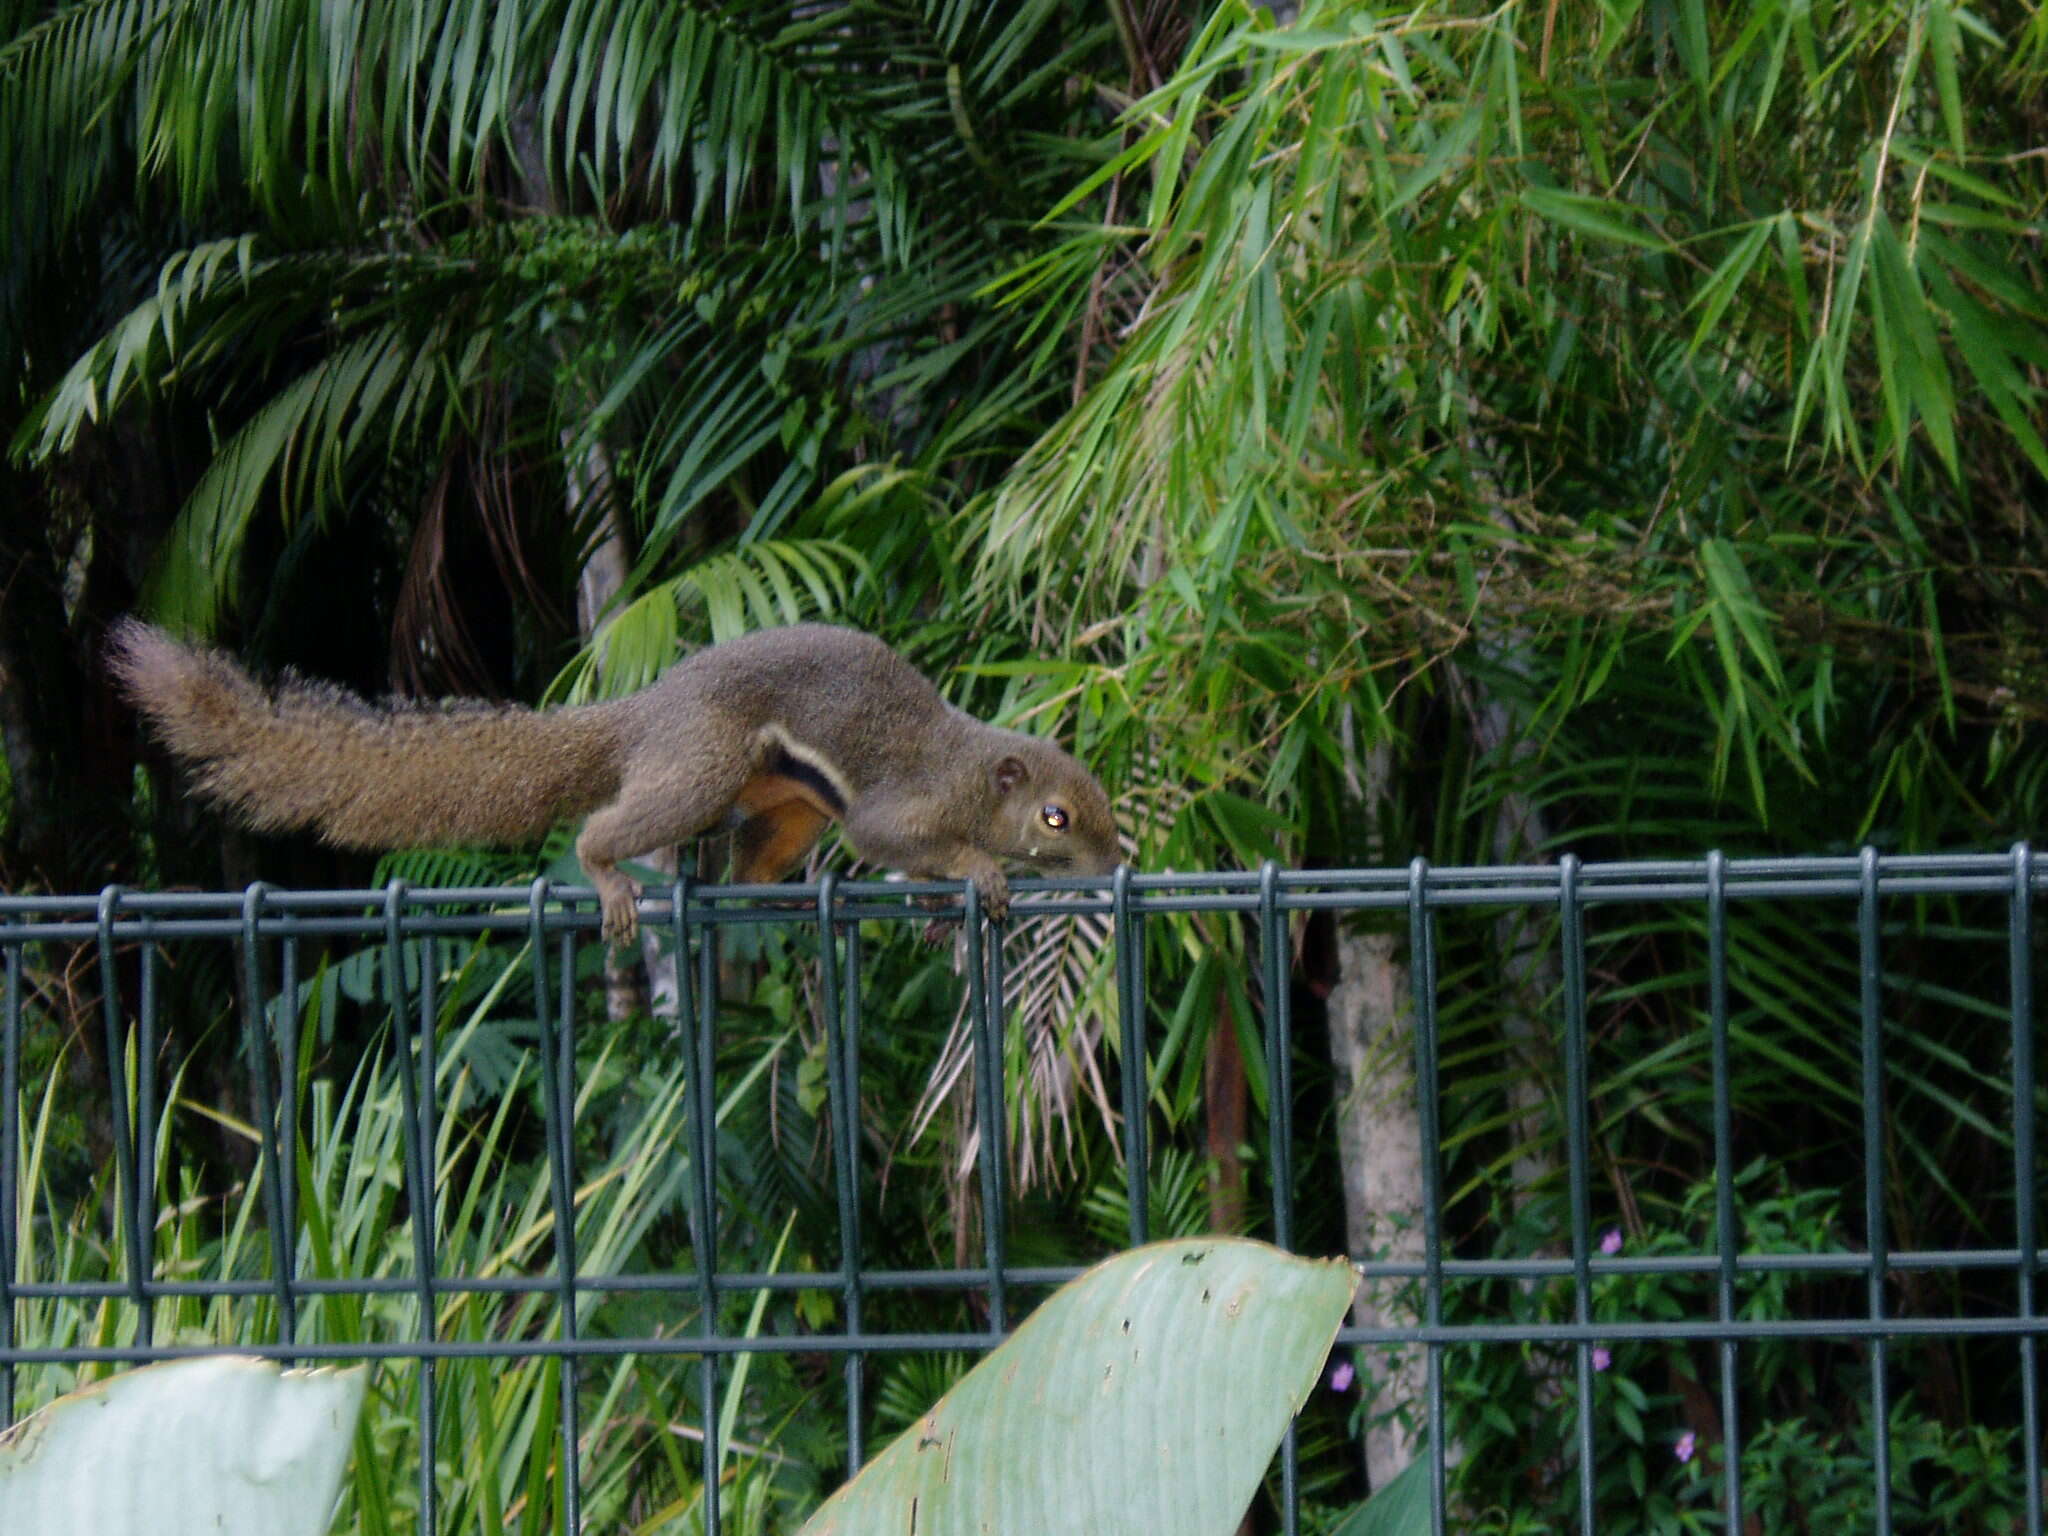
[{"x1": 1040, "y1": 804, "x2": 1069, "y2": 831}]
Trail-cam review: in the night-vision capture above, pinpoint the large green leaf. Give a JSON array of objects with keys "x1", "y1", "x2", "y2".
[
  {"x1": 1330, "y1": 1450, "x2": 1433, "y2": 1536},
  {"x1": 0, "y1": 1355, "x2": 367, "y2": 1536},
  {"x1": 799, "y1": 1238, "x2": 1356, "y2": 1536}
]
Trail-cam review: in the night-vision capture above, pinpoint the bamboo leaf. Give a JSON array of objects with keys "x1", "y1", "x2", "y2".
[
  {"x1": 1390, "y1": 97, "x2": 1483, "y2": 214},
  {"x1": 1926, "y1": 0, "x2": 1966, "y2": 155},
  {"x1": 1520, "y1": 186, "x2": 1665, "y2": 250},
  {"x1": 1684, "y1": 218, "x2": 1773, "y2": 355}
]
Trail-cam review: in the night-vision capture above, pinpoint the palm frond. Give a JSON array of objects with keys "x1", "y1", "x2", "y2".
[
  {"x1": 547, "y1": 537, "x2": 868, "y2": 701},
  {"x1": 143, "y1": 324, "x2": 449, "y2": 629},
  {"x1": 0, "y1": 0, "x2": 184, "y2": 289},
  {"x1": 910, "y1": 896, "x2": 1119, "y2": 1190}
]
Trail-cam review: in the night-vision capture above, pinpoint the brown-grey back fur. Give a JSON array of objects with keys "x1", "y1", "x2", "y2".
[{"x1": 614, "y1": 625, "x2": 978, "y2": 787}]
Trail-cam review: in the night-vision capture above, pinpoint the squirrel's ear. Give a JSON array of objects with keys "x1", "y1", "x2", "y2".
[{"x1": 993, "y1": 755, "x2": 1029, "y2": 794}]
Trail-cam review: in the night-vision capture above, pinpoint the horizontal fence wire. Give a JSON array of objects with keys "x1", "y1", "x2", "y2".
[{"x1": 1, "y1": 850, "x2": 2043, "y2": 1534}]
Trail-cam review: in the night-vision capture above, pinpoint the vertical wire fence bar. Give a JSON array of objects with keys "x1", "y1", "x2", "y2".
[
  {"x1": 1867, "y1": 847, "x2": 1892, "y2": 1531},
  {"x1": 1260, "y1": 864, "x2": 1296, "y2": 1249},
  {"x1": 1706, "y1": 852, "x2": 1743, "y2": 1529},
  {"x1": 96, "y1": 888, "x2": 150, "y2": 1335},
  {"x1": 1857, "y1": 848, "x2": 1893, "y2": 1532},
  {"x1": 1257, "y1": 863, "x2": 1300, "y2": 1535},
  {"x1": 238, "y1": 886, "x2": 298, "y2": 1351},
  {"x1": 2, "y1": 920, "x2": 18, "y2": 1424},
  {"x1": 2011, "y1": 843, "x2": 2040, "y2": 1536},
  {"x1": 815, "y1": 875, "x2": 862, "y2": 1474},
  {"x1": 1131, "y1": 882, "x2": 1148, "y2": 1238},
  {"x1": 675, "y1": 878, "x2": 723, "y2": 1536},
  {"x1": 1113, "y1": 867, "x2": 1149, "y2": 1245},
  {"x1": 415, "y1": 918, "x2": 443, "y2": 1483},
  {"x1": 1558, "y1": 855, "x2": 1596, "y2": 1536},
  {"x1": 1407, "y1": 859, "x2": 1447, "y2": 1535},
  {"x1": 386, "y1": 882, "x2": 438, "y2": 1536},
  {"x1": 556, "y1": 921, "x2": 584, "y2": 1532},
  {"x1": 983, "y1": 905, "x2": 1013, "y2": 1326},
  {"x1": 278, "y1": 930, "x2": 299, "y2": 1268},
  {"x1": 963, "y1": 889, "x2": 1007, "y2": 1334},
  {"x1": 840, "y1": 914, "x2": 867, "y2": 1471},
  {"x1": 134, "y1": 925, "x2": 159, "y2": 1350}
]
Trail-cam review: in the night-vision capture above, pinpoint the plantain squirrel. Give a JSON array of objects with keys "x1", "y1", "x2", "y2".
[{"x1": 110, "y1": 620, "x2": 1121, "y2": 944}]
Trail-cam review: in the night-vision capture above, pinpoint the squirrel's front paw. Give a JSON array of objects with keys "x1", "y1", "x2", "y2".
[
  {"x1": 599, "y1": 879, "x2": 644, "y2": 947},
  {"x1": 915, "y1": 870, "x2": 1007, "y2": 945},
  {"x1": 972, "y1": 867, "x2": 1011, "y2": 923}
]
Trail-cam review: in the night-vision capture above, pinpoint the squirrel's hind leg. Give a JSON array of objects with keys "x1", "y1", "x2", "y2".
[{"x1": 577, "y1": 759, "x2": 749, "y2": 946}]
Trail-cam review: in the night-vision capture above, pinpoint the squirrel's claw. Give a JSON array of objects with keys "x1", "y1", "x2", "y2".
[
  {"x1": 599, "y1": 878, "x2": 644, "y2": 948},
  {"x1": 972, "y1": 867, "x2": 1011, "y2": 923},
  {"x1": 917, "y1": 867, "x2": 1010, "y2": 947}
]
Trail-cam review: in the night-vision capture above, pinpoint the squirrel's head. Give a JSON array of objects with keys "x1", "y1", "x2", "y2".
[{"x1": 986, "y1": 738, "x2": 1121, "y2": 881}]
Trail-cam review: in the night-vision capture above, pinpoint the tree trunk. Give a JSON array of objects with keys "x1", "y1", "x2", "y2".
[
  {"x1": 1205, "y1": 981, "x2": 1248, "y2": 1233},
  {"x1": 1456, "y1": 441, "x2": 1563, "y2": 1215},
  {"x1": 1328, "y1": 923, "x2": 1427, "y2": 1488},
  {"x1": 508, "y1": 101, "x2": 677, "y2": 1023},
  {"x1": 566, "y1": 420, "x2": 679, "y2": 1023},
  {"x1": 1470, "y1": 686, "x2": 1560, "y2": 1214},
  {"x1": 1325, "y1": 735, "x2": 1434, "y2": 1488}
]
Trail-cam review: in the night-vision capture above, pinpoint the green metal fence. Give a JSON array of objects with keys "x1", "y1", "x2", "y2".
[{"x1": 1, "y1": 850, "x2": 2041, "y2": 1533}]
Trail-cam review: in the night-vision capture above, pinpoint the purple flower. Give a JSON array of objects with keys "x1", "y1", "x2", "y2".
[
  {"x1": 1329, "y1": 1360, "x2": 1356, "y2": 1393},
  {"x1": 1599, "y1": 1228, "x2": 1624, "y2": 1256},
  {"x1": 1591, "y1": 1347, "x2": 1611, "y2": 1372},
  {"x1": 1675, "y1": 1430, "x2": 1697, "y2": 1463}
]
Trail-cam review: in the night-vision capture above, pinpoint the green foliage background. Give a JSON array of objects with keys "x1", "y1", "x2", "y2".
[{"x1": 2, "y1": 0, "x2": 2045, "y2": 1529}]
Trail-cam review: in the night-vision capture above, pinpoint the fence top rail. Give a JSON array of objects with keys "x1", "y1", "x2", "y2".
[{"x1": 0, "y1": 848, "x2": 2038, "y2": 940}]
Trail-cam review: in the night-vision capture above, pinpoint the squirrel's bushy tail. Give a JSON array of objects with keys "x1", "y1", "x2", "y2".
[{"x1": 109, "y1": 620, "x2": 622, "y2": 849}]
